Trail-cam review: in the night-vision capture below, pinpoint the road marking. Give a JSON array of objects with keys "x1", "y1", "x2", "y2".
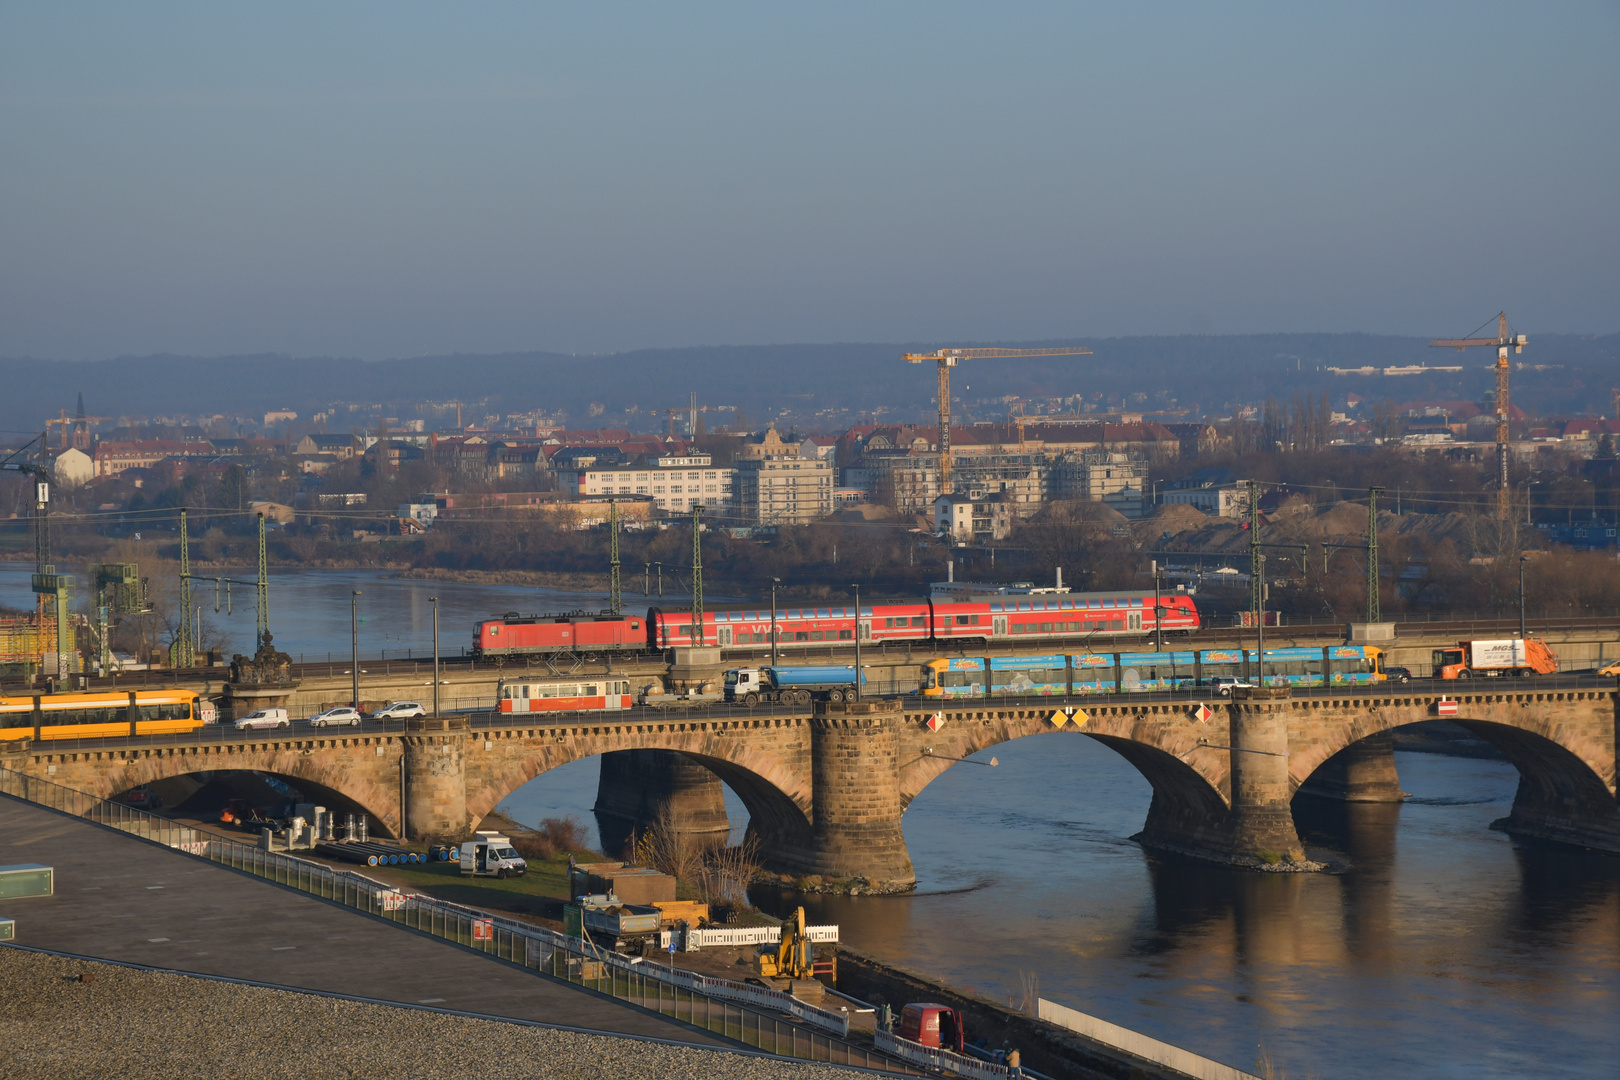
[
  {"x1": 146, "y1": 885, "x2": 164, "y2": 890},
  {"x1": 417, "y1": 997, "x2": 446, "y2": 1004},
  {"x1": 147, "y1": 937, "x2": 170, "y2": 943},
  {"x1": 271, "y1": 946, "x2": 297, "y2": 951}
]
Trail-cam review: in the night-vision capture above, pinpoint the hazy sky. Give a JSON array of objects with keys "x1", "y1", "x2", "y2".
[{"x1": 2, "y1": 3, "x2": 1615, "y2": 360}]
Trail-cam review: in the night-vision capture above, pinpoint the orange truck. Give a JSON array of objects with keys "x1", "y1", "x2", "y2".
[{"x1": 1432, "y1": 638, "x2": 1558, "y2": 680}]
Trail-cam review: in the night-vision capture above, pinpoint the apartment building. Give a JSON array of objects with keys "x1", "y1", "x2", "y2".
[{"x1": 573, "y1": 453, "x2": 733, "y2": 515}]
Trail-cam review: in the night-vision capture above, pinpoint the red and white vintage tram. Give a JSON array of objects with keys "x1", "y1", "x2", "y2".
[{"x1": 496, "y1": 676, "x2": 635, "y2": 715}]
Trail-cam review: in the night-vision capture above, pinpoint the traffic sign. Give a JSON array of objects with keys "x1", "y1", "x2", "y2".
[
  {"x1": 1048, "y1": 710, "x2": 1068, "y2": 728},
  {"x1": 472, "y1": 918, "x2": 494, "y2": 942},
  {"x1": 1435, "y1": 699, "x2": 1459, "y2": 717},
  {"x1": 924, "y1": 712, "x2": 945, "y2": 732},
  {"x1": 1191, "y1": 704, "x2": 1213, "y2": 723}
]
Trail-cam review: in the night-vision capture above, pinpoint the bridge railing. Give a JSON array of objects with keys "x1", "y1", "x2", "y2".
[{"x1": 0, "y1": 765, "x2": 912, "y2": 1074}]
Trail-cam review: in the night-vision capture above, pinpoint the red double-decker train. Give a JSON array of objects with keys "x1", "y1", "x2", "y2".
[{"x1": 472, "y1": 591, "x2": 1199, "y2": 658}]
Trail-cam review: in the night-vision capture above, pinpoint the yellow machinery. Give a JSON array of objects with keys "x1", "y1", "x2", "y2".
[{"x1": 757, "y1": 906, "x2": 815, "y2": 980}]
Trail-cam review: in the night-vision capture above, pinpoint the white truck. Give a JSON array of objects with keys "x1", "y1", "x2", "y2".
[
  {"x1": 724, "y1": 665, "x2": 865, "y2": 706},
  {"x1": 458, "y1": 831, "x2": 528, "y2": 879}
]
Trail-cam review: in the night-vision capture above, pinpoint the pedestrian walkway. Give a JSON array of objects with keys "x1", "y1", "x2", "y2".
[{"x1": 0, "y1": 797, "x2": 723, "y2": 1043}]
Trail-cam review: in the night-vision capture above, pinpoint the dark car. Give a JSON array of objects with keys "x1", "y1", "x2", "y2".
[{"x1": 1383, "y1": 666, "x2": 1413, "y2": 684}]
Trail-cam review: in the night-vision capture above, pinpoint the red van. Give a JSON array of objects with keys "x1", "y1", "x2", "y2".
[{"x1": 897, "y1": 1003, "x2": 964, "y2": 1053}]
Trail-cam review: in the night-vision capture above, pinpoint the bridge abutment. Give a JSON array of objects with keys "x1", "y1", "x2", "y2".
[{"x1": 403, "y1": 716, "x2": 470, "y2": 843}]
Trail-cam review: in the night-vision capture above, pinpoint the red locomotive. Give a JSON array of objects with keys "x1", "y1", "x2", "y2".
[{"x1": 473, "y1": 611, "x2": 648, "y2": 658}]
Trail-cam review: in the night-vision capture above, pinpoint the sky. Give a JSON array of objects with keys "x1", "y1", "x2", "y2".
[{"x1": 1, "y1": 3, "x2": 1616, "y2": 361}]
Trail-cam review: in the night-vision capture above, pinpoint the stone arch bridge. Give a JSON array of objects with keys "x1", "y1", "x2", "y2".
[{"x1": 5, "y1": 687, "x2": 1615, "y2": 881}]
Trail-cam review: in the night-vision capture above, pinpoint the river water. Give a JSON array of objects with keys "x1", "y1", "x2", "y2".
[{"x1": 5, "y1": 564, "x2": 1615, "y2": 1078}]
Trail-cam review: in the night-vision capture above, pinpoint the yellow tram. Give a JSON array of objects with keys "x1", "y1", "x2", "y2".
[{"x1": 0, "y1": 689, "x2": 206, "y2": 742}]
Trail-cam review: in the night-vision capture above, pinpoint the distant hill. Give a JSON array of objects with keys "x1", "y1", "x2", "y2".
[{"x1": 3, "y1": 332, "x2": 1615, "y2": 434}]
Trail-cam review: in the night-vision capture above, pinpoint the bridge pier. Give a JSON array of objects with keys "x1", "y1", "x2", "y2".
[
  {"x1": 767, "y1": 699, "x2": 915, "y2": 887},
  {"x1": 1226, "y1": 698, "x2": 1309, "y2": 866},
  {"x1": 402, "y1": 716, "x2": 471, "y2": 843},
  {"x1": 1295, "y1": 733, "x2": 1408, "y2": 803},
  {"x1": 593, "y1": 750, "x2": 731, "y2": 859}
]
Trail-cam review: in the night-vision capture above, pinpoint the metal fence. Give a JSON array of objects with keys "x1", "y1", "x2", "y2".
[{"x1": 0, "y1": 765, "x2": 911, "y2": 1073}]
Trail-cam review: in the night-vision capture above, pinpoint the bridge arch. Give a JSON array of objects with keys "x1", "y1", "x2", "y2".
[
  {"x1": 62, "y1": 752, "x2": 402, "y2": 837},
  {"x1": 463, "y1": 732, "x2": 814, "y2": 853}
]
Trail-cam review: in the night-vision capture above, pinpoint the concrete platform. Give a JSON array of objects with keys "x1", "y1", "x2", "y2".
[{"x1": 0, "y1": 796, "x2": 724, "y2": 1044}]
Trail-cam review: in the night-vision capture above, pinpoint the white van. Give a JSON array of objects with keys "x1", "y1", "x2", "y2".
[
  {"x1": 459, "y1": 831, "x2": 527, "y2": 879},
  {"x1": 233, "y1": 708, "x2": 291, "y2": 730}
]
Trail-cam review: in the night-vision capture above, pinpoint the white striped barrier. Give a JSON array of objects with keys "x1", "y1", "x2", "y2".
[{"x1": 875, "y1": 1029, "x2": 1013, "y2": 1079}]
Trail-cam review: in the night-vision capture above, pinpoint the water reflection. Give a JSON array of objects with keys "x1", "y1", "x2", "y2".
[{"x1": 753, "y1": 737, "x2": 1619, "y2": 1079}]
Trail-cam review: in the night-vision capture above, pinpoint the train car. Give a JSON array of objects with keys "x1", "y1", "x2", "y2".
[
  {"x1": 496, "y1": 676, "x2": 635, "y2": 716},
  {"x1": 650, "y1": 590, "x2": 1200, "y2": 653},
  {"x1": 0, "y1": 689, "x2": 204, "y2": 742},
  {"x1": 918, "y1": 644, "x2": 1388, "y2": 699},
  {"x1": 474, "y1": 612, "x2": 648, "y2": 658}
]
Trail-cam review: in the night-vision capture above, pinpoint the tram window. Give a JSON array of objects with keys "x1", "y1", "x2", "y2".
[
  {"x1": 583, "y1": 685, "x2": 598, "y2": 696},
  {"x1": 921, "y1": 668, "x2": 937, "y2": 689}
]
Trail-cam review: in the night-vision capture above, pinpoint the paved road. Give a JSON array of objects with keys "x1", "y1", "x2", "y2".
[
  {"x1": 24, "y1": 672, "x2": 1615, "y2": 756},
  {"x1": 0, "y1": 796, "x2": 728, "y2": 1044}
]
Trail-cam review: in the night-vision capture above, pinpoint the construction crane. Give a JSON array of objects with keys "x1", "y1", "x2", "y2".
[
  {"x1": 904, "y1": 346, "x2": 1094, "y2": 493},
  {"x1": 44, "y1": 409, "x2": 112, "y2": 451},
  {"x1": 1430, "y1": 312, "x2": 1526, "y2": 520}
]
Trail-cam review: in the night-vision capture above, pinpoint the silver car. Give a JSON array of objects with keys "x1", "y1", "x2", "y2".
[
  {"x1": 309, "y1": 706, "x2": 363, "y2": 728},
  {"x1": 370, "y1": 701, "x2": 426, "y2": 720}
]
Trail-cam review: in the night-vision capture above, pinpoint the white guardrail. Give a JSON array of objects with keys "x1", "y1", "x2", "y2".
[
  {"x1": 481, "y1": 911, "x2": 851, "y2": 1038},
  {"x1": 658, "y1": 924, "x2": 839, "y2": 949},
  {"x1": 1037, "y1": 998, "x2": 1260, "y2": 1080},
  {"x1": 876, "y1": 1029, "x2": 1013, "y2": 1080}
]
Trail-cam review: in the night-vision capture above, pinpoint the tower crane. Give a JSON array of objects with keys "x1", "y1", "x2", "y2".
[
  {"x1": 45, "y1": 409, "x2": 112, "y2": 451},
  {"x1": 904, "y1": 345, "x2": 1093, "y2": 493},
  {"x1": 1430, "y1": 312, "x2": 1525, "y2": 520}
]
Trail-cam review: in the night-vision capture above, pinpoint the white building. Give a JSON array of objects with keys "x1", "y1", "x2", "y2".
[
  {"x1": 573, "y1": 454, "x2": 734, "y2": 516},
  {"x1": 52, "y1": 447, "x2": 94, "y2": 487}
]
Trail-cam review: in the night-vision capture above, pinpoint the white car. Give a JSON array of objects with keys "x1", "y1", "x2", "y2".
[
  {"x1": 234, "y1": 708, "x2": 291, "y2": 730},
  {"x1": 309, "y1": 706, "x2": 363, "y2": 728},
  {"x1": 370, "y1": 701, "x2": 426, "y2": 720},
  {"x1": 1206, "y1": 677, "x2": 1256, "y2": 697}
]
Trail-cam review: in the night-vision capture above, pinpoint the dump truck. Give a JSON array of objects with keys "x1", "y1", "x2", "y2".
[
  {"x1": 1432, "y1": 638, "x2": 1559, "y2": 680},
  {"x1": 724, "y1": 666, "x2": 865, "y2": 706},
  {"x1": 578, "y1": 896, "x2": 663, "y2": 951}
]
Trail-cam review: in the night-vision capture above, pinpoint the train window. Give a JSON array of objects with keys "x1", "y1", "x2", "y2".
[
  {"x1": 795, "y1": 632, "x2": 810, "y2": 641},
  {"x1": 838, "y1": 630, "x2": 852, "y2": 640},
  {"x1": 817, "y1": 609, "x2": 829, "y2": 618},
  {"x1": 912, "y1": 616, "x2": 926, "y2": 627},
  {"x1": 1111, "y1": 620, "x2": 1123, "y2": 630},
  {"x1": 631, "y1": 621, "x2": 640, "y2": 629},
  {"x1": 1040, "y1": 623, "x2": 1053, "y2": 633},
  {"x1": 810, "y1": 631, "x2": 824, "y2": 641},
  {"x1": 954, "y1": 614, "x2": 969, "y2": 625}
]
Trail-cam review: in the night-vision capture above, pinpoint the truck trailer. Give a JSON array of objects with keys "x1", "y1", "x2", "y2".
[
  {"x1": 1432, "y1": 638, "x2": 1558, "y2": 680},
  {"x1": 723, "y1": 666, "x2": 865, "y2": 706}
]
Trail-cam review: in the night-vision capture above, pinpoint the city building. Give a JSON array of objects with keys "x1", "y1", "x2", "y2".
[
  {"x1": 933, "y1": 492, "x2": 1015, "y2": 543},
  {"x1": 52, "y1": 447, "x2": 94, "y2": 487},
  {"x1": 734, "y1": 454, "x2": 834, "y2": 524},
  {"x1": 93, "y1": 440, "x2": 218, "y2": 478},
  {"x1": 572, "y1": 453, "x2": 734, "y2": 516},
  {"x1": 1050, "y1": 451, "x2": 1148, "y2": 501}
]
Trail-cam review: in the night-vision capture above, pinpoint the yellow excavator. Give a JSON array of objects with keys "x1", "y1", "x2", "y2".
[{"x1": 757, "y1": 906, "x2": 815, "y2": 980}]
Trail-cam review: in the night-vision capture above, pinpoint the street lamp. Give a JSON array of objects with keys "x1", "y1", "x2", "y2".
[
  {"x1": 351, "y1": 590, "x2": 362, "y2": 709},
  {"x1": 1255, "y1": 555, "x2": 1266, "y2": 686},
  {"x1": 1151, "y1": 559, "x2": 1163, "y2": 652},
  {"x1": 429, "y1": 595, "x2": 440, "y2": 717},
  {"x1": 770, "y1": 578, "x2": 781, "y2": 668},
  {"x1": 850, "y1": 583, "x2": 862, "y2": 701},
  {"x1": 1518, "y1": 555, "x2": 1529, "y2": 640}
]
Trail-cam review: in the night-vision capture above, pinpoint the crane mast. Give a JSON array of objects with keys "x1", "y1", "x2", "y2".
[
  {"x1": 903, "y1": 345, "x2": 1094, "y2": 494},
  {"x1": 1430, "y1": 312, "x2": 1525, "y2": 520}
]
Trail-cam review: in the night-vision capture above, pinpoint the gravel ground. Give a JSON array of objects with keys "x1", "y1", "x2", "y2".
[{"x1": 0, "y1": 947, "x2": 874, "y2": 1080}]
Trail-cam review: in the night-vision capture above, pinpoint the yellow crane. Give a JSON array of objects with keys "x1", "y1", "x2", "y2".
[
  {"x1": 1430, "y1": 313, "x2": 1526, "y2": 520},
  {"x1": 904, "y1": 346, "x2": 1093, "y2": 493}
]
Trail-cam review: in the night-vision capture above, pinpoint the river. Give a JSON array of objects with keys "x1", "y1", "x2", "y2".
[{"x1": 5, "y1": 564, "x2": 1615, "y2": 1078}]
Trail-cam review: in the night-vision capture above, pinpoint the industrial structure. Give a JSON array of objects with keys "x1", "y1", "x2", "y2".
[{"x1": 903, "y1": 345, "x2": 1094, "y2": 494}]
